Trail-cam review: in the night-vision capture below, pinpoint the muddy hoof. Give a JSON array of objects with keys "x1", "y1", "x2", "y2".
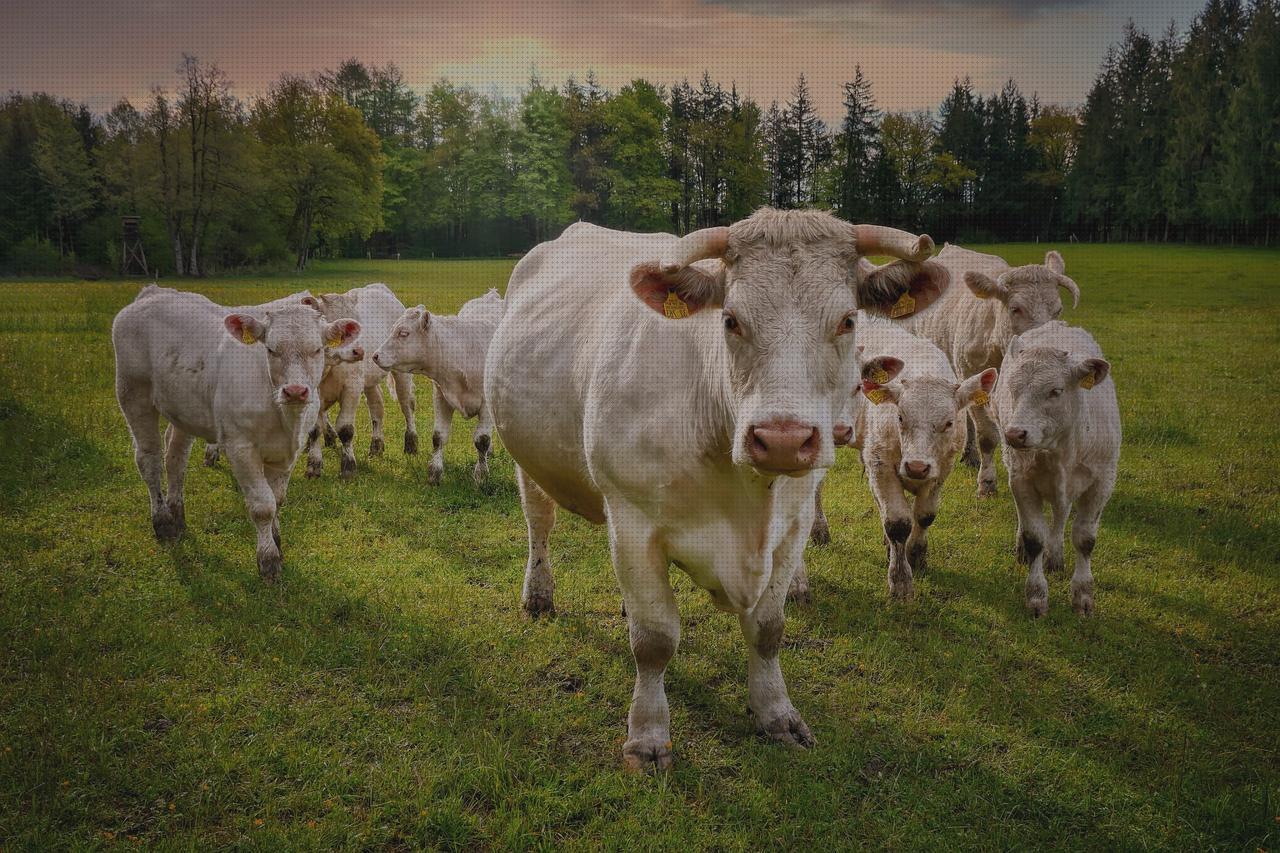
[
  {"x1": 257, "y1": 550, "x2": 282, "y2": 583},
  {"x1": 305, "y1": 459, "x2": 323, "y2": 479},
  {"x1": 404, "y1": 432, "x2": 419, "y2": 455},
  {"x1": 522, "y1": 592, "x2": 556, "y2": 619},
  {"x1": 340, "y1": 456, "x2": 356, "y2": 480},
  {"x1": 908, "y1": 543, "x2": 928, "y2": 575},
  {"x1": 977, "y1": 479, "x2": 997, "y2": 499},
  {"x1": 203, "y1": 446, "x2": 220, "y2": 467},
  {"x1": 809, "y1": 523, "x2": 830, "y2": 547},
  {"x1": 152, "y1": 511, "x2": 183, "y2": 544},
  {"x1": 622, "y1": 736, "x2": 674, "y2": 772},
  {"x1": 369, "y1": 437, "x2": 385, "y2": 457},
  {"x1": 427, "y1": 463, "x2": 443, "y2": 486},
  {"x1": 758, "y1": 710, "x2": 815, "y2": 749}
]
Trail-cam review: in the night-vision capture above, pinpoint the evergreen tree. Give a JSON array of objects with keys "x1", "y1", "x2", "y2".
[{"x1": 832, "y1": 66, "x2": 879, "y2": 222}]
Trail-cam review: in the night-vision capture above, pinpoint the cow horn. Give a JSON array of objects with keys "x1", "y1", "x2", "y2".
[
  {"x1": 1056, "y1": 274, "x2": 1080, "y2": 310},
  {"x1": 852, "y1": 225, "x2": 934, "y2": 261},
  {"x1": 664, "y1": 226, "x2": 730, "y2": 270}
]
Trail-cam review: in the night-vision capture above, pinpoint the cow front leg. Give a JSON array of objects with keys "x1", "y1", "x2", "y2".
[
  {"x1": 609, "y1": 506, "x2": 679, "y2": 771},
  {"x1": 304, "y1": 408, "x2": 326, "y2": 478},
  {"x1": 264, "y1": 463, "x2": 290, "y2": 555},
  {"x1": 971, "y1": 405, "x2": 1000, "y2": 498},
  {"x1": 1011, "y1": 477, "x2": 1051, "y2": 616},
  {"x1": 163, "y1": 425, "x2": 195, "y2": 538},
  {"x1": 808, "y1": 480, "x2": 830, "y2": 547},
  {"x1": 203, "y1": 442, "x2": 220, "y2": 467},
  {"x1": 517, "y1": 465, "x2": 557, "y2": 617},
  {"x1": 335, "y1": 385, "x2": 360, "y2": 479},
  {"x1": 225, "y1": 446, "x2": 281, "y2": 582},
  {"x1": 393, "y1": 372, "x2": 418, "y2": 454},
  {"x1": 868, "y1": 461, "x2": 915, "y2": 601},
  {"x1": 365, "y1": 381, "x2": 386, "y2": 457},
  {"x1": 961, "y1": 412, "x2": 979, "y2": 467},
  {"x1": 907, "y1": 481, "x2": 942, "y2": 575},
  {"x1": 472, "y1": 404, "x2": 494, "y2": 485},
  {"x1": 428, "y1": 387, "x2": 455, "y2": 486},
  {"x1": 1045, "y1": 493, "x2": 1070, "y2": 575},
  {"x1": 1070, "y1": 478, "x2": 1113, "y2": 616}
]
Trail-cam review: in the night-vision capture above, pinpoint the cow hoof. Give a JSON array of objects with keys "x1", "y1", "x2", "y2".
[
  {"x1": 786, "y1": 584, "x2": 812, "y2": 606},
  {"x1": 522, "y1": 593, "x2": 556, "y2": 619},
  {"x1": 758, "y1": 710, "x2": 815, "y2": 749},
  {"x1": 1025, "y1": 581, "x2": 1049, "y2": 617},
  {"x1": 888, "y1": 580, "x2": 915, "y2": 602},
  {"x1": 258, "y1": 551, "x2": 282, "y2": 583},
  {"x1": 340, "y1": 456, "x2": 357, "y2": 480},
  {"x1": 622, "y1": 736, "x2": 674, "y2": 772},
  {"x1": 369, "y1": 437, "x2": 385, "y2": 457},
  {"x1": 1072, "y1": 581, "x2": 1095, "y2": 616},
  {"x1": 809, "y1": 523, "x2": 830, "y2": 547},
  {"x1": 305, "y1": 459, "x2": 323, "y2": 479},
  {"x1": 203, "y1": 446, "x2": 220, "y2": 467},
  {"x1": 472, "y1": 464, "x2": 488, "y2": 485},
  {"x1": 977, "y1": 479, "x2": 997, "y2": 499},
  {"x1": 961, "y1": 447, "x2": 979, "y2": 468},
  {"x1": 427, "y1": 464, "x2": 443, "y2": 486},
  {"x1": 152, "y1": 511, "x2": 182, "y2": 544},
  {"x1": 908, "y1": 543, "x2": 928, "y2": 575},
  {"x1": 404, "y1": 432, "x2": 419, "y2": 455}
]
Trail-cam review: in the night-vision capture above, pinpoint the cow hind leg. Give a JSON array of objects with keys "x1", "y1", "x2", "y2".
[
  {"x1": 961, "y1": 412, "x2": 979, "y2": 467},
  {"x1": 164, "y1": 425, "x2": 196, "y2": 538},
  {"x1": 393, "y1": 372, "x2": 418, "y2": 454},
  {"x1": 972, "y1": 406, "x2": 1001, "y2": 498},
  {"x1": 517, "y1": 465, "x2": 557, "y2": 617},
  {"x1": 117, "y1": 381, "x2": 175, "y2": 542},
  {"x1": 472, "y1": 405, "x2": 494, "y2": 485},
  {"x1": 366, "y1": 382, "x2": 386, "y2": 457},
  {"x1": 203, "y1": 442, "x2": 220, "y2": 467},
  {"x1": 336, "y1": 386, "x2": 360, "y2": 479}
]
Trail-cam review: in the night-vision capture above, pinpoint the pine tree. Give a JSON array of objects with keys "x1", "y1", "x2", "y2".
[{"x1": 832, "y1": 66, "x2": 879, "y2": 222}]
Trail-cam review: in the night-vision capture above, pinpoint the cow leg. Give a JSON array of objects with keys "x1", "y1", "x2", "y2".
[
  {"x1": 1011, "y1": 477, "x2": 1050, "y2": 616},
  {"x1": 971, "y1": 406, "x2": 1000, "y2": 498},
  {"x1": 1070, "y1": 478, "x2": 1113, "y2": 616},
  {"x1": 907, "y1": 481, "x2": 942, "y2": 576},
  {"x1": 808, "y1": 480, "x2": 830, "y2": 547},
  {"x1": 517, "y1": 465, "x2": 557, "y2": 617},
  {"x1": 868, "y1": 461, "x2": 914, "y2": 601},
  {"x1": 203, "y1": 442, "x2": 220, "y2": 467},
  {"x1": 472, "y1": 404, "x2": 494, "y2": 485},
  {"x1": 366, "y1": 382, "x2": 386, "y2": 457},
  {"x1": 224, "y1": 445, "x2": 281, "y2": 582},
  {"x1": 1045, "y1": 491, "x2": 1070, "y2": 576},
  {"x1": 163, "y1": 425, "x2": 195, "y2": 539},
  {"x1": 609, "y1": 506, "x2": 679, "y2": 772},
  {"x1": 428, "y1": 387, "x2": 455, "y2": 486},
  {"x1": 393, "y1": 372, "x2": 418, "y2": 454},
  {"x1": 264, "y1": 462, "x2": 290, "y2": 555},
  {"x1": 745, "y1": 510, "x2": 815, "y2": 748},
  {"x1": 961, "y1": 412, "x2": 979, "y2": 467},
  {"x1": 304, "y1": 406, "x2": 327, "y2": 479},
  {"x1": 335, "y1": 385, "x2": 360, "y2": 479},
  {"x1": 117, "y1": 380, "x2": 176, "y2": 543},
  {"x1": 322, "y1": 411, "x2": 337, "y2": 447}
]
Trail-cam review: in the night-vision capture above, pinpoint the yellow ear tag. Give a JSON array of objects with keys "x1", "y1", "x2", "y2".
[
  {"x1": 663, "y1": 290, "x2": 690, "y2": 319},
  {"x1": 972, "y1": 288, "x2": 992, "y2": 299},
  {"x1": 869, "y1": 366, "x2": 890, "y2": 384},
  {"x1": 326, "y1": 336, "x2": 341, "y2": 349},
  {"x1": 888, "y1": 291, "x2": 916, "y2": 319},
  {"x1": 1079, "y1": 374, "x2": 1096, "y2": 390},
  {"x1": 242, "y1": 329, "x2": 256, "y2": 345},
  {"x1": 971, "y1": 390, "x2": 990, "y2": 407},
  {"x1": 865, "y1": 387, "x2": 890, "y2": 405}
]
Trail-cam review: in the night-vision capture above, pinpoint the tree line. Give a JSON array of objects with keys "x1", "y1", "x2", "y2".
[{"x1": 1, "y1": 0, "x2": 1275, "y2": 276}]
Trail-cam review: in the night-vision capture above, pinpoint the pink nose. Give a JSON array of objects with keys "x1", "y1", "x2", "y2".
[
  {"x1": 833, "y1": 423, "x2": 853, "y2": 446},
  {"x1": 281, "y1": 384, "x2": 309, "y2": 402},
  {"x1": 351, "y1": 346, "x2": 364, "y2": 361},
  {"x1": 903, "y1": 460, "x2": 931, "y2": 479},
  {"x1": 748, "y1": 420, "x2": 821, "y2": 472},
  {"x1": 1005, "y1": 428, "x2": 1028, "y2": 448}
]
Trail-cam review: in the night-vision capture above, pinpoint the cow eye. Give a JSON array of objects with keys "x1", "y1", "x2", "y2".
[
  {"x1": 397, "y1": 329, "x2": 409, "y2": 338},
  {"x1": 312, "y1": 348, "x2": 323, "y2": 357},
  {"x1": 1011, "y1": 307, "x2": 1023, "y2": 315},
  {"x1": 943, "y1": 420, "x2": 954, "y2": 431},
  {"x1": 836, "y1": 312, "x2": 855, "y2": 336},
  {"x1": 266, "y1": 348, "x2": 279, "y2": 357},
  {"x1": 722, "y1": 311, "x2": 741, "y2": 335},
  {"x1": 1049, "y1": 388, "x2": 1064, "y2": 398}
]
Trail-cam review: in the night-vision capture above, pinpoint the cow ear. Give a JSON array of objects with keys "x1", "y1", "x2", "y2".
[
  {"x1": 225, "y1": 313, "x2": 266, "y2": 345},
  {"x1": 1072, "y1": 357, "x2": 1109, "y2": 390},
  {"x1": 300, "y1": 295, "x2": 323, "y2": 313},
  {"x1": 956, "y1": 367, "x2": 998, "y2": 409},
  {"x1": 1007, "y1": 334, "x2": 1025, "y2": 358},
  {"x1": 859, "y1": 260, "x2": 949, "y2": 319},
  {"x1": 630, "y1": 261, "x2": 726, "y2": 319},
  {"x1": 860, "y1": 356, "x2": 903, "y2": 405},
  {"x1": 1044, "y1": 250, "x2": 1065, "y2": 275},
  {"x1": 417, "y1": 305, "x2": 431, "y2": 330},
  {"x1": 965, "y1": 271, "x2": 1009, "y2": 302},
  {"x1": 325, "y1": 318, "x2": 362, "y2": 349}
]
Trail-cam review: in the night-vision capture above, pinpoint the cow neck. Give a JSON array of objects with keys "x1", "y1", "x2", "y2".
[{"x1": 691, "y1": 319, "x2": 738, "y2": 459}]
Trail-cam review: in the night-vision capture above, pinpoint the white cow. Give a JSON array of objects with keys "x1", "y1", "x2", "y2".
[
  {"x1": 373, "y1": 289, "x2": 505, "y2": 485},
  {"x1": 485, "y1": 209, "x2": 948, "y2": 769},
  {"x1": 848, "y1": 316, "x2": 998, "y2": 600},
  {"x1": 112, "y1": 285, "x2": 361, "y2": 580},
  {"x1": 303, "y1": 283, "x2": 418, "y2": 479},
  {"x1": 990, "y1": 320, "x2": 1120, "y2": 616},
  {"x1": 899, "y1": 245, "x2": 1079, "y2": 497}
]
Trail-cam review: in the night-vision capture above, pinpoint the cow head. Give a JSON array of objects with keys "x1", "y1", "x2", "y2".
[
  {"x1": 997, "y1": 333, "x2": 1108, "y2": 451},
  {"x1": 297, "y1": 295, "x2": 365, "y2": 364},
  {"x1": 864, "y1": 366, "x2": 997, "y2": 482},
  {"x1": 224, "y1": 305, "x2": 361, "y2": 407},
  {"x1": 372, "y1": 305, "x2": 435, "y2": 374},
  {"x1": 964, "y1": 250, "x2": 1080, "y2": 336},
  {"x1": 628, "y1": 208, "x2": 946, "y2": 476}
]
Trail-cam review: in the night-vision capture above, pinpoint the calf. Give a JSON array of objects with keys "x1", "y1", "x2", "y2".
[
  {"x1": 373, "y1": 288, "x2": 504, "y2": 485},
  {"x1": 486, "y1": 210, "x2": 948, "y2": 769},
  {"x1": 900, "y1": 245, "x2": 1079, "y2": 497},
  {"x1": 112, "y1": 285, "x2": 360, "y2": 580},
  {"x1": 852, "y1": 316, "x2": 997, "y2": 600},
  {"x1": 303, "y1": 283, "x2": 418, "y2": 479},
  {"x1": 990, "y1": 320, "x2": 1120, "y2": 616}
]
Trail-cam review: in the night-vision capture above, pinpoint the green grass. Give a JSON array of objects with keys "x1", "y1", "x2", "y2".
[{"x1": 1, "y1": 247, "x2": 1277, "y2": 850}]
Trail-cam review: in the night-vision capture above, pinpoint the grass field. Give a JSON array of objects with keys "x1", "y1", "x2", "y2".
[{"x1": 2, "y1": 246, "x2": 1278, "y2": 850}]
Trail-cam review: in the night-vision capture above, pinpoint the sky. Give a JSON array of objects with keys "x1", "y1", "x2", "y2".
[{"x1": 2, "y1": 0, "x2": 1205, "y2": 119}]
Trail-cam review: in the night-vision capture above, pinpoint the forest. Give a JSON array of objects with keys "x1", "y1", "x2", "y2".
[{"x1": 0, "y1": 0, "x2": 1276, "y2": 275}]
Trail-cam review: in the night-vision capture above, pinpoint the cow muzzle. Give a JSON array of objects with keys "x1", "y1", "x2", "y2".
[
  {"x1": 1004, "y1": 427, "x2": 1029, "y2": 449},
  {"x1": 747, "y1": 419, "x2": 821, "y2": 474},
  {"x1": 833, "y1": 422, "x2": 853, "y2": 447},
  {"x1": 280, "y1": 384, "x2": 310, "y2": 404},
  {"x1": 901, "y1": 460, "x2": 932, "y2": 481}
]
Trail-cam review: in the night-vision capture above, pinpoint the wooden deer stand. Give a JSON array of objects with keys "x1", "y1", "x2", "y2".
[{"x1": 121, "y1": 216, "x2": 149, "y2": 276}]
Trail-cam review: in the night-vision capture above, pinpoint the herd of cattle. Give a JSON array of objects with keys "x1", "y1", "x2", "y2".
[{"x1": 111, "y1": 208, "x2": 1121, "y2": 769}]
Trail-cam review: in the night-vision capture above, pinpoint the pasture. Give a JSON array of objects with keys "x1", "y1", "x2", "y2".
[{"x1": 1, "y1": 246, "x2": 1278, "y2": 849}]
